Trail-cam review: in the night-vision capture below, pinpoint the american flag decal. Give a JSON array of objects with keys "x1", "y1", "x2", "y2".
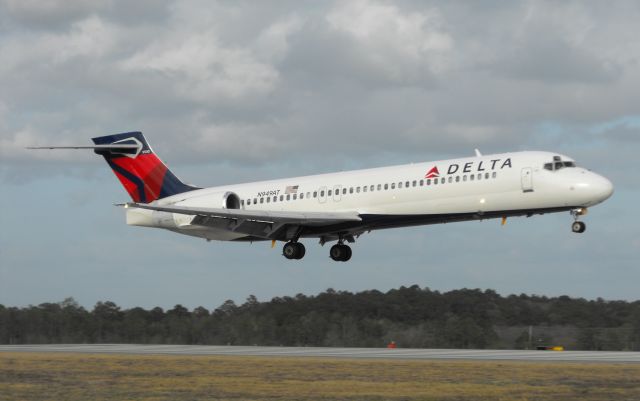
[{"x1": 285, "y1": 185, "x2": 299, "y2": 194}]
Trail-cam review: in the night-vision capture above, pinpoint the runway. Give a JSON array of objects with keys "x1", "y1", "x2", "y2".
[{"x1": 1, "y1": 344, "x2": 638, "y2": 363}]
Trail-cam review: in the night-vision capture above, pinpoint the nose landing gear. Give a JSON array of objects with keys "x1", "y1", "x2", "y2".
[
  {"x1": 570, "y1": 208, "x2": 587, "y2": 233},
  {"x1": 572, "y1": 221, "x2": 586, "y2": 233}
]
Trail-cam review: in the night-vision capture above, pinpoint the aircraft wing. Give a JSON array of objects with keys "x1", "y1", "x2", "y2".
[{"x1": 123, "y1": 202, "x2": 362, "y2": 240}]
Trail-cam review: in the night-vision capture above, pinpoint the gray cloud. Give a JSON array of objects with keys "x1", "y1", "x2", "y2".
[
  {"x1": 1, "y1": 1, "x2": 639, "y2": 308},
  {"x1": 0, "y1": 0, "x2": 109, "y2": 31},
  {"x1": 2, "y1": 0, "x2": 640, "y2": 171}
]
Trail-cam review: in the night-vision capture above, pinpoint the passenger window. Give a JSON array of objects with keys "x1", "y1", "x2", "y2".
[
  {"x1": 286, "y1": 194, "x2": 290, "y2": 201},
  {"x1": 427, "y1": 179, "x2": 431, "y2": 185},
  {"x1": 242, "y1": 200, "x2": 245, "y2": 206},
  {"x1": 391, "y1": 183, "x2": 396, "y2": 189},
  {"x1": 363, "y1": 186, "x2": 368, "y2": 193},
  {"x1": 412, "y1": 180, "x2": 416, "y2": 187},
  {"x1": 253, "y1": 198, "x2": 258, "y2": 204},
  {"x1": 260, "y1": 198, "x2": 264, "y2": 204},
  {"x1": 370, "y1": 185, "x2": 374, "y2": 191},
  {"x1": 328, "y1": 190, "x2": 332, "y2": 196},
  {"x1": 384, "y1": 184, "x2": 389, "y2": 190},
  {"x1": 470, "y1": 175, "x2": 475, "y2": 181},
  {"x1": 313, "y1": 192, "x2": 317, "y2": 198},
  {"x1": 306, "y1": 192, "x2": 310, "y2": 198},
  {"x1": 280, "y1": 195, "x2": 284, "y2": 201},
  {"x1": 492, "y1": 172, "x2": 497, "y2": 178},
  {"x1": 448, "y1": 177, "x2": 452, "y2": 183},
  {"x1": 273, "y1": 196, "x2": 277, "y2": 202},
  {"x1": 441, "y1": 177, "x2": 445, "y2": 184},
  {"x1": 433, "y1": 179, "x2": 438, "y2": 185},
  {"x1": 266, "y1": 197, "x2": 270, "y2": 203},
  {"x1": 320, "y1": 190, "x2": 325, "y2": 197},
  {"x1": 293, "y1": 194, "x2": 297, "y2": 200},
  {"x1": 463, "y1": 175, "x2": 467, "y2": 182},
  {"x1": 420, "y1": 180, "x2": 424, "y2": 186},
  {"x1": 455, "y1": 176, "x2": 460, "y2": 182},
  {"x1": 356, "y1": 187, "x2": 361, "y2": 193},
  {"x1": 485, "y1": 173, "x2": 490, "y2": 179},
  {"x1": 406, "y1": 181, "x2": 410, "y2": 187},
  {"x1": 377, "y1": 184, "x2": 382, "y2": 191},
  {"x1": 398, "y1": 182, "x2": 402, "y2": 189},
  {"x1": 300, "y1": 193, "x2": 304, "y2": 199},
  {"x1": 343, "y1": 188, "x2": 347, "y2": 195},
  {"x1": 348, "y1": 187, "x2": 353, "y2": 194}
]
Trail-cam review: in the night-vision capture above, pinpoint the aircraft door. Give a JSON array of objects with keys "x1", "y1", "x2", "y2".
[
  {"x1": 318, "y1": 186, "x2": 327, "y2": 203},
  {"x1": 521, "y1": 167, "x2": 533, "y2": 192},
  {"x1": 333, "y1": 185, "x2": 342, "y2": 202}
]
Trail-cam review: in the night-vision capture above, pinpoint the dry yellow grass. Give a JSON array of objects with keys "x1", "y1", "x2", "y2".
[{"x1": 1, "y1": 352, "x2": 639, "y2": 401}]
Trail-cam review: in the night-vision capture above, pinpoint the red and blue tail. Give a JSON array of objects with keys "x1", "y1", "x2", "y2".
[{"x1": 92, "y1": 132, "x2": 199, "y2": 203}]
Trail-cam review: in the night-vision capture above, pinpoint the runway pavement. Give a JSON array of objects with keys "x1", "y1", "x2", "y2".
[{"x1": 1, "y1": 344, "x2": 639, "y2": 362}]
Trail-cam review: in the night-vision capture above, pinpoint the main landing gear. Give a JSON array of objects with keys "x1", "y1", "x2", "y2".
[
  {"x1": 330, "y1": 243, "x2": 352, "y2": 262},
  {"x1": 282, "y1": 235, "x2": 355, "y2": 262},
  {"x1": 283, "y1": 242, "x2": 305, "y2": 260},
  {"x1": 571, "y1": 208, "x2": 587, "y2": 233}
]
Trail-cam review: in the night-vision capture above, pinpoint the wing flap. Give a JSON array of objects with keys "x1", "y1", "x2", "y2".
[{"x1": 123, "y1": 202, "x2": 362, "y2": 226}]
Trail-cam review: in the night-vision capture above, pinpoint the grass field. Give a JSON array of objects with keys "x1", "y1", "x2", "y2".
[{"x1": 1, "y1": 352, "x2": 639, "y2": 401}]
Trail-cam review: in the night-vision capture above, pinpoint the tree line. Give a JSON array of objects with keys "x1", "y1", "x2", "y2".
[{"x1": 1, "y1": 286, "x2": 639, "y2": 350}]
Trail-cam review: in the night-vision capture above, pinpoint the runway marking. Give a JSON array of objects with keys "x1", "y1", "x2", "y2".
[{"x1": 1, "y1": 345, "x2": 639, "y2": 363}]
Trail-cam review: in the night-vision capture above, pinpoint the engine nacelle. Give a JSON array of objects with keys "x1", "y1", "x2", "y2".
[
  {"x1": 171, "y1": 190, "x2": 242, "y2": 210},
  {"x1": 221, "y1": 191, "x2": 241, "y2": 209},
  {"x1": 125, "y1": 191, "x2": 241, "y2": 228}
]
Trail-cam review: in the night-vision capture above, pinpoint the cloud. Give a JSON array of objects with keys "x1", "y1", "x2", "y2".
[
  {"x1": 121, "y1": 33, "x2": 279, "y2": 101},
  {"x1": 1, "y1": 1, "x2": 639, "y2": 308},
  {"x1": 325, "y1": 0, "x2": 452, "y2": 85},
  {"x1": 0, "y1": 0, "x2": 110, "y2": 30},
  {"x1": 487, "y1": 4, "x2": 621, "y2": 85},
  {"x1": 1, "y1": 0, "x2": 639, "y2": 173}
]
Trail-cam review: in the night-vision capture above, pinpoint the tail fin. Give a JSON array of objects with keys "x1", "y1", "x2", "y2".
[{"x1": 92, "y1": 132, "x2": 199, "y2": 203}]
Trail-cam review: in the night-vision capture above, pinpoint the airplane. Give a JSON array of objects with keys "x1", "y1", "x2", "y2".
[{"x1": 29, "y1": 131, "x2": 614, "y2": 261}]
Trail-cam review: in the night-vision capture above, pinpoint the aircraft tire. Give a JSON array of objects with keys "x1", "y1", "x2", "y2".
[
  {"x1": 343, "y1": 245, "x2": 352, "y2": 261},
  {"x1": 282, "y1": 242, "x2": 298, "y2": 259},
  {"x1": 330, "y1": 244, "x2": 352, "y2": 262},
  {"x1": 294, "y1": 242, "x2": 306, "y2": 259},
  {"x1": 330, "y1": 244, "x2": 343, "y2": 261},
  {"x1": 571, "y1": 221, "x2": 586, "y2": 233}
]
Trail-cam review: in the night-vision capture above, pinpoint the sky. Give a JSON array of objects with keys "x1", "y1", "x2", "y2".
[{"x1": 0, "y1": 0, "x2": 639, "y2": 310}]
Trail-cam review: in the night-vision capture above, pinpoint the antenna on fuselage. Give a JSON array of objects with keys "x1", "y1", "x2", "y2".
[{"x1": 474, "y1": 149, "x2": 482, "y2": 157}]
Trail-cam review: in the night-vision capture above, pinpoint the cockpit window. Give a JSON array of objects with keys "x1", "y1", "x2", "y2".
[{"x1": 544, "y1": 157, "x2": 576, "y2": 171}]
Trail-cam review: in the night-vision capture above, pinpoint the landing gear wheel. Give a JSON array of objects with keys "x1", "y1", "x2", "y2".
[
  {"x1": 329, "y1": 244, "x2": 342, "y2": 261},
  {"x1": 283, "y1": 242, "x2": 306, "y2": 259},
  {"x1": 571, "y1": 221, "x2": 586, "y2": 233},
  {"x1": 343, "y1": 245, "x2": 352, "y2": 262},
  {"x1": 330, "y1": 244, "x2": 352, "y2": 262},
  {"x1": 295, "y1": 243, "x2": 306, "y2": 259}
]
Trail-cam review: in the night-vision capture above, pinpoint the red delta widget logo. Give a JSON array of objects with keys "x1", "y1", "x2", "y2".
[{"x1": 425, "y1": 166, "x2": 440, "y2": 178}]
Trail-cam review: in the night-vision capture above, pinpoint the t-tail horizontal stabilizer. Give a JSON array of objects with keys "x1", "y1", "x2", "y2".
[{"x1": 28, "y1": 131, "x2": 200, "y2": 203}]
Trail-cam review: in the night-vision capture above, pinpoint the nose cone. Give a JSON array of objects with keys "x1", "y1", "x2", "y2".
[
  {"x1": 588, "y1": 173, "x2": 614, "y2": 204},
  {"x1": 594, "y1": 176, "x2": 613, "y2": 202}
]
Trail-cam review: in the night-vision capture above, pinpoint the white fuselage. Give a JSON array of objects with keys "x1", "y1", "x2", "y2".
[{"x1": 126, "y1": 151, "x2": 613, "y2": 242}]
